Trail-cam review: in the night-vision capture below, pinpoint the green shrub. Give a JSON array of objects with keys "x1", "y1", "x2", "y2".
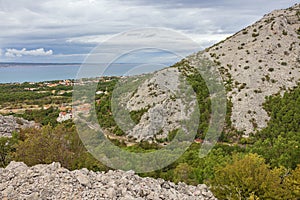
[
  {"x1": 268, "y1": 68, "x2": 274, "y2": 72},
  {"x1": 209, "y1": 154, "x2": 294, "y2": 199},
  {"x1": 282, "y1": 30, "x2": 288, "y2": 36},
  {"x1": 296, "y1": 27, "x2": 300, "y2": 35}
]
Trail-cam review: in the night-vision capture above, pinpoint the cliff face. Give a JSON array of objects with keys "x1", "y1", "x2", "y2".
[
  {"x1": 0, "y1": 161, "x2": 217, "y2": 200},
  {"x1": 197, "y1": 4, "x2": 300, "y2": 135}
]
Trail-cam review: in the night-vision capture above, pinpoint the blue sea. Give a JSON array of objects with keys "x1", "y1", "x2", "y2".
[{"x1": 0, "y1": 63, "x2": 171, "y2": 83}]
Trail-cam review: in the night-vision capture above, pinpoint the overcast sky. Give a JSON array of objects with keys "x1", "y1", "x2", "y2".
[{"x1": 0, "y1": 0, "x2": 298, "y2": 63}]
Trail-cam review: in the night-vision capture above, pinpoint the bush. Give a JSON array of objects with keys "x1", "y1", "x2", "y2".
[
  {"x1": 282, "y1": 30, "x2": 288, "y2": 36},
  {"x1": 0, "y1": 133, "x2": 19, "y2": 167},
  {"x1": 251, "y1": 84, "x2": 300, "y2": 169},
  {"x1": 12, "y1": 124, "x2": 108, "y2": 171},
  {"x1": 285, "y1": 165, "x2": 300, "y2": 197},
  {"x1": 281, "y1": 62, "x2": 287, "y2": 66},
  {"x1": 209, "y1": 154, "x2": 293, "y2": 199},
  {"x1": 297, "y1": 27, "x2": 300, "y2": 35}
]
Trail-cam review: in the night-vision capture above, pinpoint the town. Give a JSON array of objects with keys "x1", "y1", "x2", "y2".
[{"x1": 0, "y1": 77, "x2": 117, "y2": 125}]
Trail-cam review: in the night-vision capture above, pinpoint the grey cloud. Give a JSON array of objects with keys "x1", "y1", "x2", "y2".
[
  {"x1": 0, "y1": 0, "x2": 298, "y2": 63},
  {"x1": 127, "y1": 0, "x2": 298, "y2": 10}
]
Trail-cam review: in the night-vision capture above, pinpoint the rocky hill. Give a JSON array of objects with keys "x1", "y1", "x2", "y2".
[
  {"x1": 112, "y1": 67, "x2": 198, "y2": 142},
  {"x1": 198, "y1": 3, "x2": 300, "y2": 135},
  {"x1": 0, "y1": 115, "x2": 38, "y2": 137},
  {"x1": 0, "y1": 161, "x2": 216, "y2": 200},
  {"x1": 114, "y1": 3, "x2": 300, "y2": 141}
]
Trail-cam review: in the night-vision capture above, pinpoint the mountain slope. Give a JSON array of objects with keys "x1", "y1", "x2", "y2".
[
  {"x1": 191, "y1": 3, "x2": 300, "y2": 135},
  {"x1": 97, "y1": 4, "x2": 300, "y2": 141}
]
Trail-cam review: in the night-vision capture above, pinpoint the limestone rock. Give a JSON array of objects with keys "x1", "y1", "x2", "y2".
[
  {"x1": 0, "y1": 115, "x2": 38, "y2": 137},
  {"x1": 0, "y1": 161, "x2": 217, "y2": 200},
  {"x1": 196, "y1": 4, "x2": 300, "y2": 135}
]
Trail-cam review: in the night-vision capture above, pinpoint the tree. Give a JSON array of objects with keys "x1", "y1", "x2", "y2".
[
  {"x1": 0, "y1": 132, "x2": 18, "y2": 167},
  {"x1": 173, "y1": 162, "x2": 196, "y2": 185},
  {"x1": 285, "y1": 165, "x2": 300, "y2": 198},
  {"x1": 11, "y1": 124, "x2": 107, "y2": 171},
  {"x1": 251, "y1": 132, "x2": 300, "y2": 169},
  {"x1": 209, "y1": 153, "x2": 292, "y2": 199},
  {"x1": 251, "y1": 84, "x2": 300, "y2": 169},
  {"x1": 12, "y1": 125, "x2": 74, "y2": 168}
]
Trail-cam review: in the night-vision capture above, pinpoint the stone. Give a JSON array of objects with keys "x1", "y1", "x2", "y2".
[
  {"x1": 2, "y1": 185, "x2": 14, "y2": 196},
  {"x1": 26, "y1": 192, "x2": 39, "y2": 200},
  {"x1": 0, "y1": 161, "x2": 217, "y2": 199},
  {"x1": 0, "y1": 115, "x2": 39, "y2": 137},
  {"x1": 75, "y1": 171, "x2": 91, "y2": 188},
  {"x1": 5, "y1": 161, "x2": 28, "y2": 172}
]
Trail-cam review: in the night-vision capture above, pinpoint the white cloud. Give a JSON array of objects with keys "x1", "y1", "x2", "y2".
[
  {"x1": 5, "y1": 48, "x2": 53, "y2": 57},
  {"x1": 182, "y1": 32, "x2": 232, "y2": 46},
  {"x1": 65, "y1": 31, "x2": 232, "y2": 53},
  {"x1": 66, "y1": 34, "x2": 114, "y2": 44}
]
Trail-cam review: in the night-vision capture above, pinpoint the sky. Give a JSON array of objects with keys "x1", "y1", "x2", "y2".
[{"x1": 0, "y1": 0, "x2": 299, "y2": 63}]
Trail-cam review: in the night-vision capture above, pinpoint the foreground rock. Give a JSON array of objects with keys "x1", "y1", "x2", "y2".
[
  {"x1": 0, "y1": 115, "x2": 38, "y2": 137},
  {"x1": 0, "y1": 161, "x2": 217, "y2": 200}
]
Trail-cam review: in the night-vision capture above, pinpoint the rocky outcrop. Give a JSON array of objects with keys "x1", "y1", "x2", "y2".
[
  {"x1": 0, "y1": 115, "x2": 38, "y2": 137},
  {"x1": 114, "y1": 67, "x2": 197, "y2": 142},
  {"x1": 0, "y1": 161, "x2": 217, "y2": 200}
]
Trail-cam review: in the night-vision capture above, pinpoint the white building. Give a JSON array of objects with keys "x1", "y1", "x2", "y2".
[{"x1": 57, "y1": 112, "x2": 72, "y2": 122}]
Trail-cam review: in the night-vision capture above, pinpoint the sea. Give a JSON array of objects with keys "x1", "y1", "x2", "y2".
[{"x1": 0, "y1": 63, "x2": 172, "y2": 83}]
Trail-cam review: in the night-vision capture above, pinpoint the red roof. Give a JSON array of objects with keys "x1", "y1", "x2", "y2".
[{"x1": 194, "y1": 138, "x2": 203, "y2": 143}]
